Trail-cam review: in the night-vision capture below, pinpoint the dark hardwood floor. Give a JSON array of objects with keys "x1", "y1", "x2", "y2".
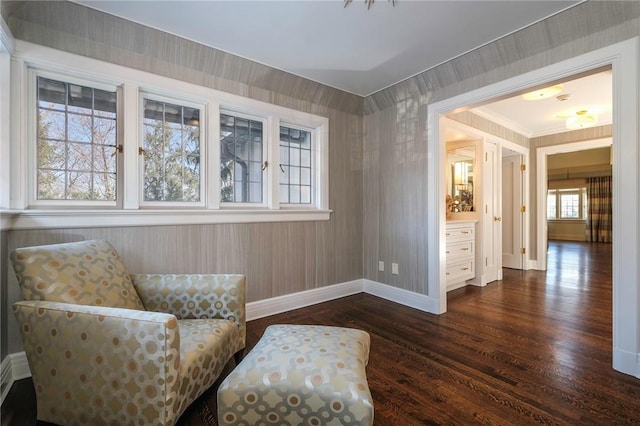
[{"x1": 4, "y1": 241, "x2": 640, "y2": 425}]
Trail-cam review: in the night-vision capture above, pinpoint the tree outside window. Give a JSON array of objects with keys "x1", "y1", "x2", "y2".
[
  {"x1": 142, "y1": 99, "x2": 201, "y2": 202},
  {"x1": 37, "y1": 77, "x2": 117, "y2": 201}
]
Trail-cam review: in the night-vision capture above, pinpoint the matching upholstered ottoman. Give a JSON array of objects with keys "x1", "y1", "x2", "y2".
[{"x1": 217, "y1": 324, "x2": 373, "y2": 425}]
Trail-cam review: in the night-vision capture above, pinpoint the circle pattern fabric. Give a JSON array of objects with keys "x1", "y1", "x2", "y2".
[{"x1": 218, "y1": 324, "x2": 373, "y2": 425}]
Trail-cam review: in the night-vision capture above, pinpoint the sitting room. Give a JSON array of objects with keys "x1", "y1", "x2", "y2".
[{"x1": 2, "y1": 1, "x2": 640, "y2": 425}]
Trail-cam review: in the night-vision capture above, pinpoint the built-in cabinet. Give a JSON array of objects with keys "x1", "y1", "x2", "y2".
[
  {"x1": 444, "y1": 118, "x2": 529, "y2": 293},
  {"x1": 445, "y1": 220, "x2": 477, "y2": 291}
]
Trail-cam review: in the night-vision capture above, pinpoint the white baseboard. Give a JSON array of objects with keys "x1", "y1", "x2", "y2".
[
  {"x1": 528, "y1": 260, "x2": 544, "y2": 271},
  {"x1": 1, "y1": 355, "x2": 12, "y2": 404},
  {"x1": 363, "y1": 279, "x2": 438, "y2": 313},
  {"x1": 613, "y1": 347, "x2": 640, "y2": 378},
  {"x1": 1, "y1": 278, "x2": 437, "y2": 401},
  {"x1": 246, "y1": 279, "x2": 363, "y2": 321},
  {"x1": 1, "y1": 351, "x2": 30, "y2": 405}
]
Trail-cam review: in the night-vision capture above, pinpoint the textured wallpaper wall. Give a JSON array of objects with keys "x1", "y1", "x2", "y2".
[
  {"x1": 1, "y1": 1, "x2": 364, "y2": 355},
  {"x1": 2, "y1": 0, "x2": 640, "y2": 358},
  {"x1": 362, "y1": 1, "x2": 639, "y2": 291}
]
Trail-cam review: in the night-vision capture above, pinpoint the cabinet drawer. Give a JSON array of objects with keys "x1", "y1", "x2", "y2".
[
  {"x1": 446, "y1": 259, "x2": 475, "y2": 284},
  {"x1": 446, "y1": 240, "x2": 474, "y2": 260},
  {"x1": 445, "y1": 226, "x2": 474, "y2": 242}
]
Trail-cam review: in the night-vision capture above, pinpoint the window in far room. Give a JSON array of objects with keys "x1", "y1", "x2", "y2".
[{"x1": 547, "y1": 188, "x2": 587, "y2": 220}]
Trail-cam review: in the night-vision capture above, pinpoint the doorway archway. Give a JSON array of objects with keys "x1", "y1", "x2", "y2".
[{"x1": 427, "y1": 38, "x2": 640, "y2": 377}]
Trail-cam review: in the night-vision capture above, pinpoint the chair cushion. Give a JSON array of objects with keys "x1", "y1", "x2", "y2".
[
  {"x1": 174, "y1": 319, "x2": 242, "y2": 416},
  {"x1": 10, "y1": 240, "x2": 144, "y2": 310}
]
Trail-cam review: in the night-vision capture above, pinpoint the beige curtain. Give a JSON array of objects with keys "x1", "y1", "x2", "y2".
[{"x1": 586, "y1": 176, "x2": 612, "y2": 243}]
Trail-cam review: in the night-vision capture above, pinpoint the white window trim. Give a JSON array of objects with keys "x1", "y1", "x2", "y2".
[
  {"x1": 7, "y1": 41, "x2": 331, "y2": 229},
  {"x1": 0, "y1": 16, "x2": 15, "y2": 211},
  {"x1": 547, "y1": 188, "x2": 587, "y2": 221},
  {"x1": 219, "y1": 108, "x2": 269, "y2": 208},
  {"x1": 278, "y1": 121, "x2": 317, "y2": 207},
  {"x1": 28, "y1": 69, "x2": 121, "y2": 208},
  {"x1": 139, "y1": 92, "x2": 207, "y2": 208}
]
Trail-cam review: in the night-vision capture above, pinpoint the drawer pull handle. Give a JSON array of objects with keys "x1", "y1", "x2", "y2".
[
  {"x1": 461, "y1": 267, "x2": 469, "y2": 271},
  {"x1": 461, "y1": 248, "x2": 469, "y2": 251},
  {"x1": 446, "y1": 272, "x2": 450, "y2": 275},
  {"x1": 461, "y1": 231, "x2": 470, "y2": 234},
  {"x1": 446, "y1": 250, "x2": 450, "y2": 254},
  {"x1": 446, "y1": 233, "x2": 451, "y2": 236}
]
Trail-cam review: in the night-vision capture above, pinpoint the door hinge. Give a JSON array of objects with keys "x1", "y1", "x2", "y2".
[
  {"x1": 520, "y1": 164, "x2": 526, "y2": 172},
  {"x1": 485, "y1": 153, "x2": 488, "y2": 161},
  {"x1": 521, "y1": 247, "x2": 526, "y2": 254},
  {"x1": 520, "y1": 205, "x2": 526, "y2": 213}
]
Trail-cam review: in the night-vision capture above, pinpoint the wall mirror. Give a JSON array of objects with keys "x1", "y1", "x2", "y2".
[{"x1": 448, "y1": 146, "x2": 475, "y2": 212}]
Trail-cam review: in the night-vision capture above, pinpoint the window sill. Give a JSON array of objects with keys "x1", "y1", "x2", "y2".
[{"x1": 1, "y1": 209, "x2": 332, "y2": 230}]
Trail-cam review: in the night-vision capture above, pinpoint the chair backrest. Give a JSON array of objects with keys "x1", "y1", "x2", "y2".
[{"x1": 10, "y1": 240, "x2": 145, "y2": 310}]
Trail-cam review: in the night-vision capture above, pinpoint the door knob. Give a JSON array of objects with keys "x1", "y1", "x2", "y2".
[{"x1": 494, "y1": 216, "x2": 502, "y2": 221}]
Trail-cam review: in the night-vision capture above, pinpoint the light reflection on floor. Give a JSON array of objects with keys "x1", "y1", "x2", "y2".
[{"x1": 543, "y1": 240, "x2": 612, "y2": 371}]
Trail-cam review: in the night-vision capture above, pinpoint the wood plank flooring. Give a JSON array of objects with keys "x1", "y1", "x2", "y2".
[{"x1": 4, "y1": 241, "x2": 640, "y2": 425}]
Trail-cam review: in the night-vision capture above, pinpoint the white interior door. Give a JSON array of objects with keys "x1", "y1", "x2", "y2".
[
  {"x1": 482, "y1": 141, "x2": 501, "y2": 284},
  {"x1": 502, "y1": 153, "x2": 525, "y2": 269}
]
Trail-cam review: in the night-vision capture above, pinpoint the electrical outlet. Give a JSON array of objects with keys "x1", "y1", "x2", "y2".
[
  {"x1": 392, "y1": 263, "x2": 399, "y2": 275},
  {"x1": 378, "y1": 261, "x2": 384, "y2": 272}
]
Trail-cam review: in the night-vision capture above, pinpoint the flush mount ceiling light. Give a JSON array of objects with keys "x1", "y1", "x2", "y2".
[
  {"x1": 521, "y1": 84, "x2": 563, "y2": 101},
  {"x1": 344, "y1": 0, "x2": 397, "y2": 9},
  {"x1": 566, "y1": 109, "x2": 598, "y2": 130}
]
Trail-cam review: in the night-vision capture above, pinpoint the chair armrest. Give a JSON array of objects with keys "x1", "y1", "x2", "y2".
[
  {"x1": 12, "y1": 300, "x2": 181, "y2": 425},
  {"x1": 131, "y1": 274, "x2": 246, "y2": 342}
]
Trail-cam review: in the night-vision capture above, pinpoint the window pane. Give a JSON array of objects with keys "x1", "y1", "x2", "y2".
[
  {"x1": 547, "y1": 192, "x2": 556, "y2": 219},
  {"x1": 143, "y1": 98, "x2": 201, "y2": 202},
  {"x1": 220, "y1": 113, "x2": 263, "y2": 203},
  {"x1": 280, "y1": 125, "x2": 312, "y2": 204},
  {"x1": 560, "y1": 193, "x2": 579, "y2": 218},
  {"x1": 68, "y1": 142, "x2": 92, "y2": 171},
  {"x1": 36, "y1": 76, "x2": 118, "y2": 201}
]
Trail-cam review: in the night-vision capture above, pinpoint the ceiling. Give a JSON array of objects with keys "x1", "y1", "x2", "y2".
[
  {"x1": 470, "y1": 69, "x2": 613, "y2": 138},
  {"x1": 74, "y1": 0, "x2": 580, "y2": 97}
]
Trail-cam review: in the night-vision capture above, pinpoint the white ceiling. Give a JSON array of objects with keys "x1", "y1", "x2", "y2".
[
  {"x1": 471, "y1": 70, "x2": 612, "y2": 138},
  {"x1": 75, "y1": 0, "x2": 579, "y2": 97}
]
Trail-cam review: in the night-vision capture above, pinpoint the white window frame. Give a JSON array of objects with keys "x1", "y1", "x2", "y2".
[
  {"x1": 218, "y1": 108, "x2": 269, "y2": 208},
  {"x1": 27, "y1": 68, "x2": 122, "y2": 209},
  {"x1": 139, "y1": 92, "x2": 207, "y2": 208},
  {"x1": 8, "y1": 41, "x2": 331, "y2": 229},
  {"x1": 547, "y1": 188, "x2": 587, "y2": 221},
  {"x1": 0, "y1": 18, "x2": 14, "y2": 217},
  {"x1": 278, "y1": 121, "x2": 318, "y2": 208}
]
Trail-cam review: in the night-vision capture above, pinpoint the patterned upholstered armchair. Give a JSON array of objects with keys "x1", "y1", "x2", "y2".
[{"x1": 10, "y1": 239, "x2": 246, "y2": 426}]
